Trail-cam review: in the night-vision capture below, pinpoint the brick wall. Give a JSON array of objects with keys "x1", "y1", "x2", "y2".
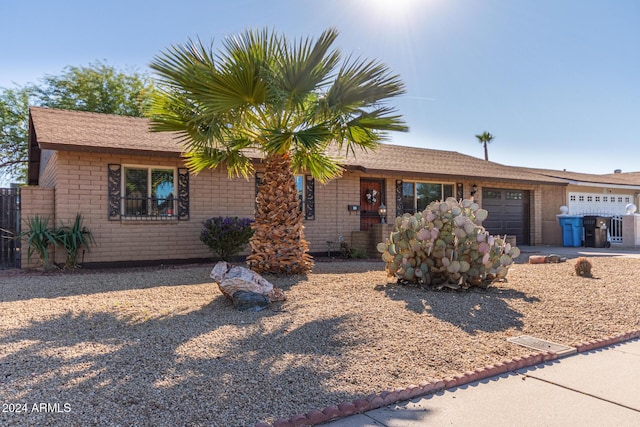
[
  {"x1": 21, "y1": 150, "x2": 566, "y2": 267},
  {"x1": 49, "y1": 151, "x2": 259, "y2": 265}
]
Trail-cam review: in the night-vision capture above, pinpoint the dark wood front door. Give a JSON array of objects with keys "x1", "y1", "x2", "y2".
[{"x1": 360, "y1": 179, "x2": 384, "y2": 231}]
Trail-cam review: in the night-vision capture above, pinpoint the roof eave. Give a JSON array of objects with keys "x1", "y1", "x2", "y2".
[
  {"x1": 37, "y1": 141, "x2": 183, "y2": 158},
  {"x1": 343, "y1": 166, "x2": 567, "y2": 186},
  {"x1": 565, "y1": 179, "x2": 640, "y2": 191}
]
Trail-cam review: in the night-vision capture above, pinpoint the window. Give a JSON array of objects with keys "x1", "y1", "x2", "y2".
[
  {"x1": 484, "y1": 190, "x2": 502, "y2": 199},
  {"x1": 507, "y1": 191, "x2": 523, "y2": 200},
  {"x1": 295, "y1": 175, "x2": 305, "y2": 209},
  {"x1": 400, "y1": 181, "x2": 454, "y2": 213},
  {"x1": 123, "y1": 167, "x2": 175, "y2": 217},
  {"x1": 108, "y1": 164, "x2": 189, "y2": 220}
]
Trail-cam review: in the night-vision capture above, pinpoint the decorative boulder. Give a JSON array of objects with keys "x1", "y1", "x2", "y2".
[
  {"x1": 210, "y1": 262, "x2": 286, "y2": 311},
  {"x1": 230, "y1": 291, "x2": 270, "y2": 312}
]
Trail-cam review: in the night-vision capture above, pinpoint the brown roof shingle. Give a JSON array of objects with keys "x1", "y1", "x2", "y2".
[
  {"x1": 30, "y1": 106, "x2": 183, "y2": 157},
  {"x1": 335, "y1": 144, "x2": 565, "y2": 184},
  {"x1": 29, "y1": 106, "x2": 636, "y2": 187}
]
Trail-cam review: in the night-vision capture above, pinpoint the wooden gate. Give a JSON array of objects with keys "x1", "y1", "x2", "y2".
[{"x1": 0, "y1": 188, "x2": 21, "y2": 269}]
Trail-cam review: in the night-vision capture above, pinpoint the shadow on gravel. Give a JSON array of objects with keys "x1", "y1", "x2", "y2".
[
  {"x1": 0, "y1": 265, "x2": 218, "y2": 302},
  {"x1": 1, "y1": 263, "x2": 308, "y2": 303},
  {"x1": 0, "y1": 301, "x2": 360, "y2": 426},
  {"x1": 375, "y1": 282, "x2": 540, "y2": 335}
]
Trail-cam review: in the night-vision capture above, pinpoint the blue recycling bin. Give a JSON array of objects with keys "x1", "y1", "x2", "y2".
[{"x1": 558, "y1": 216, "x2": 584, "y2": 247}]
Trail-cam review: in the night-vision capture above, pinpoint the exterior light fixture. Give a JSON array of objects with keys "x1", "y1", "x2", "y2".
[
  {"x1": 378, "y1": 203, "x2": 387, "y2": 224},
  {"x1": 471, "y1": 184, "x2": 478, "y2": 196}
]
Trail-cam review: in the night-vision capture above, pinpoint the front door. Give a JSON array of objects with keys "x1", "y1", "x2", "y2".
[{"x1": 360, "y1": 179, "x2": 384, "y2": 231}]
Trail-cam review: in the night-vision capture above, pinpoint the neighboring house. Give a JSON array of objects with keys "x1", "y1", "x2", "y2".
[
  {"x1": 529, "y1": 169, "x2": 640, "y2": 216},
  {"x1": 21, "y1": 107, "x2": 638, "y2": 268}
]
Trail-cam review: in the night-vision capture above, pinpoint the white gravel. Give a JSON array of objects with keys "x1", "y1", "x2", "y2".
[{"x1": 1, "y1": 257, "x2": 639, "y2": 426}]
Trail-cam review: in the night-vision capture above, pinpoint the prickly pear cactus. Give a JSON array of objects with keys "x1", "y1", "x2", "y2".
[{"x1": 377, "y1": 197, "x2": 520, "y2": 289}]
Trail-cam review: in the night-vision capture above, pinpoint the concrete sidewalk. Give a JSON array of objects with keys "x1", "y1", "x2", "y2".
[{"x1": 321, "y1": 338, "x2": 640, "y2": 426}]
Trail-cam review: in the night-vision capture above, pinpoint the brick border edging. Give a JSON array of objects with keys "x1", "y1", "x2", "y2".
[{"x1": 255, "y1": 330, "x2": 640, "y2": 427}]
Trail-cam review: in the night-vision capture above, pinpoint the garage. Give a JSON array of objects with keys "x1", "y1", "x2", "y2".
[{"x1": 481, "y1": 188, "x2": 530, "y2": 245}]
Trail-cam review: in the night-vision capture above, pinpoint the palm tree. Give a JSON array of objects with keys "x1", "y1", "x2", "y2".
[
  {"x1": 475, "y1": 131, "x2": 494, "y2": 161},
  {"x1": 148, "y1": 28, "x2": 407, "y2": 274}
]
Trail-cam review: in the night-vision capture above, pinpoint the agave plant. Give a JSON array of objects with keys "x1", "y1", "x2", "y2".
[
  {"x1": 21, "y1": 215, "x2": 58, "y2": 268},
  {"x1": 54, "y1": 214, "x2": 95, "y2": 269}
]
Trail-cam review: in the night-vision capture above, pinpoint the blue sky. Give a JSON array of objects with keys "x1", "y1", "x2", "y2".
[{"x1": 2, "y1": 0, "x2": 638, "y2": 174}]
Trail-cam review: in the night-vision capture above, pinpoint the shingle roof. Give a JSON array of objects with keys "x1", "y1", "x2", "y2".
[
  {"x1": 28, "y1": 106, "x2": 637, "y2": 187},
  {"x1": 30, "y1": 106, "x2": 183, "y2": 157},
  {"x1": 520, "y1": 167, "x2": 640, "y2": 187},
  {"x1": 334, "y1": 144, "x2": 565, "y2": 184}
]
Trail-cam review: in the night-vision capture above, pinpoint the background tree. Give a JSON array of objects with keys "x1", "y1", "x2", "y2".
[
  {"x1": 36, "y1": 61, "x2": 154, "y2": 116},
  {"x1": 0, "y1": 62, "x2": 154, "y2": 183},
  {"x1": 475, "y1": 131, "x2": 494, "y2": 161},
  {"x1": 0, "y1": 85, "x2": 35, "y2": 182},
  {"x1": 149, "y1": 28, "x2": 407, "y2": 274}
]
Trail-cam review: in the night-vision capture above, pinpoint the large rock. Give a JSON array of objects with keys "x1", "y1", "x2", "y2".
[
  {"x1": 230, "y1": 291, "x2": 270, "y2": 312},
  {"x1": 210, "y1": 262, "x2": 286, "y2": 311}
]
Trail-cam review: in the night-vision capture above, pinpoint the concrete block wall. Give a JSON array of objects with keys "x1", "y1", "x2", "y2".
[
  {"x1": 304, "y1": 172, "x2": 360, "y2": 254},
  {"x1": 621, "y1": 214, "x2": 640, "y2": 248},
  {"x1": 20, "y1": 149, "x2": 565, "y2": 267},
  {"x1": 46, "y1": 151, "x2": 259, "y2": 265}
]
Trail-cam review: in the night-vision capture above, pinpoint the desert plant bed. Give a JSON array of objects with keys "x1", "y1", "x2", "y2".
[{"x1": 1, "y1": 257, "x2": 639, "y2": 426}]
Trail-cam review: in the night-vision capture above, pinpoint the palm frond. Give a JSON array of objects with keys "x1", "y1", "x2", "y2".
[
  {"x1": 325, "y1": 55, "x2": 406, "y2": 112},
  {"x1": 183, "y1": 143, "x2": 254, "y2": 178},
  {"x1": 274, "y1": 28, "x2": 341, "y2": 108},
  {"x1": 149, "y1": 27, "x2": 407, "y2": 184},
  {"x1": 291, "y1": 149, "x2": 343, "y2": 183}
]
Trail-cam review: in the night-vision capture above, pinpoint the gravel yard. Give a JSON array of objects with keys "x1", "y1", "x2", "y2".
[{"x1": 1, "y1": 256, "x2": 639, "y2": 426}]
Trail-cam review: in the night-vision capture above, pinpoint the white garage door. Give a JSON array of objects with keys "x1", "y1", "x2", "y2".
[{"x1": 568, "y1": 192, "x2": 633, "y2": 216}]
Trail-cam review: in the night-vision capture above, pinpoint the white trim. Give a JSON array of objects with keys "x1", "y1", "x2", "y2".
[{"x1": 565, "y1": 180, "x2": 640, "y2": 191}]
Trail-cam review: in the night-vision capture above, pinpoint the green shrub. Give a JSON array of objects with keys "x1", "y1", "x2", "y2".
[
  {"x1": 21, "y1": 215, "x2": 58, "y2": 268},
  {"x1": 54, "y1": 214, "x2": 95, "y2": 269},
  {"x1": 200, "y1": 216, "x2": 254, "y2": 261},
  {"x1": 377, "y1": 197, "x2": 520, "y2": 289}
]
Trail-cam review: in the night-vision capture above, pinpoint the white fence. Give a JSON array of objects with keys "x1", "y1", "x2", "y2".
[{"x1": 609, "y1": 215, "x2": 622, "y2": 244}]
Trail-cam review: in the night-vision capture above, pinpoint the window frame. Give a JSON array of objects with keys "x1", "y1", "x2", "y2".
[
  {"x1": 401, "y1": 180, "x2": 455, "y2": 214},
  {"x1": 107, "y1": 163, "x2": 190, "y2": 221},
  {"x1": 121, "y1": 164, "x2": 178, "y2": 219}
]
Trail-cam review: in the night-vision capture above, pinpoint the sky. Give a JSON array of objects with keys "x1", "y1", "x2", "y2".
[{"x1": 1, "y1": 0, "x2": 639, "y2": 175}]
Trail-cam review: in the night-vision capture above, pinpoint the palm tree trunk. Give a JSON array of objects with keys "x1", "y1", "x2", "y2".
[
  {"x1": 484, "y1": 143, "x2": 489, "y2": 161},
  {"x1": 246, "y1": 152, "x2": 314, "y2": 274}
]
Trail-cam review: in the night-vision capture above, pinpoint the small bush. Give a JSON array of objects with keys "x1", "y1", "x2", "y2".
[
  {"x1": 21, "y1": 215, "x2": 58, "y2": 268},
  {"x1": 574, "y1": 257, "x2": 593, "y2": 277},
  {"x1": 21, "y1": 213, "x2": 95, "y2": 269},
  {"x1": 200, "y1": 216, "x2": 254, "y2": 261},
  {"x1": 55, "y1": 214, "x2": 95, "y2": 269}
]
